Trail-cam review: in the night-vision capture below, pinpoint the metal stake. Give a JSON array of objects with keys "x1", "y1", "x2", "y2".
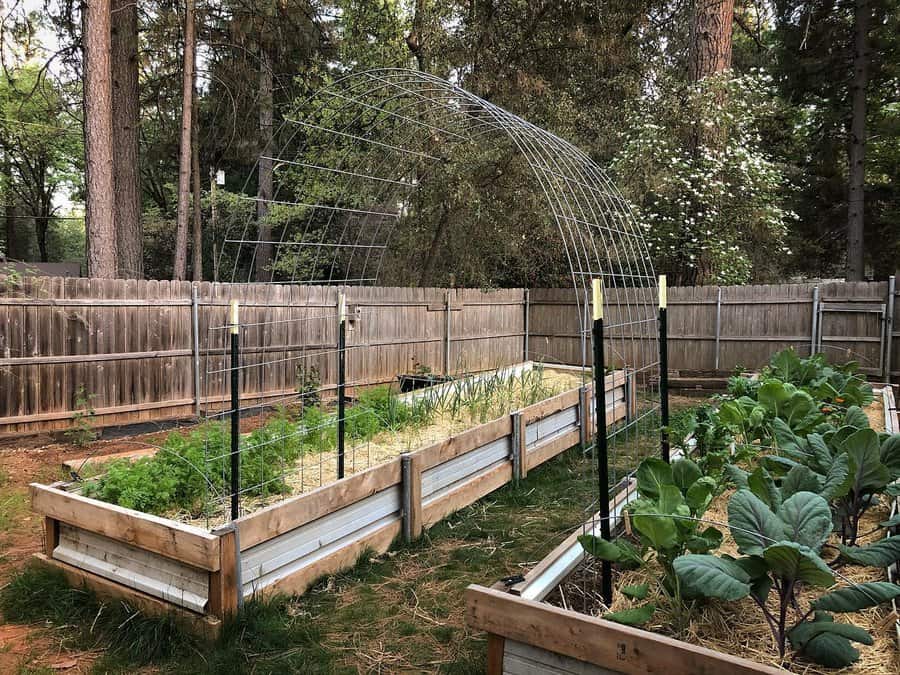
[
  {"x1": 885, "y1": 276, "x2": 895, "y2": 384},
  {"x1": 337, "y1": 292, "x2": 347, "y2": 480},
  {"x1": 659, "y1": 275, "x2": 670, "y2": 464},
  {"x1": 229, "y1": 300, "x2": 240, "y2": 521},
  {"x1": 591, "y1": 278, "x2": 612, "y2": 606}
]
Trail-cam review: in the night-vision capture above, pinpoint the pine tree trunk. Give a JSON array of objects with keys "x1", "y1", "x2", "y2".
[
  {"x1": 254, "y1": 46, "x2": 274, "y2": 282},
  {"x1": 173, "y1": 0, "x2": 196, "y2": 281},
  {"x1": 191, "y1": 83, "x2": 203, "y2": 282},
  {"x1": 846, "y1": 0, "x2": 869, "y2": 281},
  {"x1": 111, "y1": 0, "x2": 142, "y2": 279},
  {"x1": 83, "y1": 0, "x2": 117, "y2": 278},
  {"x1": 688, "y1": 0, "x2": 735, "y2": 82}
]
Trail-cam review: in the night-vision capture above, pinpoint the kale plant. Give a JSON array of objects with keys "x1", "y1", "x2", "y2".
[{"x1": 673, "y1": 489, "x2": 900, "y2": 668}]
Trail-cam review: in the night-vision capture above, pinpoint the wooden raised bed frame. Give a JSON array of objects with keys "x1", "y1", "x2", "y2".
[
  {"x1": 30, "y1": 370, "x2": 633, "y2": 637},
  {"x1": 467, "y1": 385, "x2": 900, "y2": 674}
]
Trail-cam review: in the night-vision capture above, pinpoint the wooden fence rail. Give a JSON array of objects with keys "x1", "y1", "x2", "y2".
[{"x1": 1, "y1": 276, "x2": 897, "y2": 435}]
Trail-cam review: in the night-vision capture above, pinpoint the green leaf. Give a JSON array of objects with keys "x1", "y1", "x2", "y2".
[
  {"x1": 838, "y1": 537, "x2": 900, "y2": 567},
  {"x1": 842, "y1": 406, "x2": 869, "y2": 430},
  {"x1": 658, "y1": 484, "x2": 685, "y2": 515},
  {"x1": 728, "y1": 489, "x2": 784, "y2": 555},
  {"x1": 844, "y1": 428, "x2": 891, "y2": 494},
  {"x1": 806, "y1": 433, "x2": 833, "y2": 473},
  {"x1": 789, "y1": 619, "x2": 869, "y2": 668},
  {"x1": 880, "y1": 433, "x2": 900, "y2": 477},
  {"x1": 748, "y1": 466, "x2": 781, "y2": 511},
  {"x1": 780, "y1": 464, "x2": 823, "y2": 499},
  {"x1": 723, "y1": 463, "x2": 749, "y2": 489},
  {"x1": 673, "y1": 554, "x2": 751, "y2": 601},
  {"x1": 878, "y1": 513, "x2": 900, "y2": 528},
  {"x1": 887, "y1": 484, "x2": 900, "y2": 497},
  {"x1": 602, "y1": 603, "x2": 655, "y2": 626},
  {"x1": 685, "y1": 476, "x2": 716, "y2": 513},
  {"x1": 672, "y1": 458, "x2": 702, "y2": 491},
  {"x1": 685, "y1": 526, "x2": 723, "y2": 554},
  {"x1": 763, "y1": 542, "x2": 834, "y2": 586},
  {"x1": 776, "y1": 491, "x2": 832, "y2": 550},
  {"x1": 813, "y1": 582, "x2": 900, "y2": 612},
  {"x1": 621, "y1": 583, "x2": 649, "y2": 600},
  {"x1": 820, "y1": 453, "x2": 852, "y2": 501},
  {"x1": 612, "y1": 539, "x2": 645, "y2": 569},
  {"x1": 636, "y1": 457, "x2": 673, "y2": 500},
  {"x1": 578, "y1": 535, "x2": 621, "y2": 561},
  {"x1": 632, "y1": 510, "x2": 679, "y2": 551}
]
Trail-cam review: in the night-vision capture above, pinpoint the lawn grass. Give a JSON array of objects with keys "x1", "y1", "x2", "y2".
[{"x1": 0, "y1": 399, "x2": 701, "y2": 674}]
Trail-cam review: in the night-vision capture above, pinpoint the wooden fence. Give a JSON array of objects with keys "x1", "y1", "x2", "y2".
[{"x1": 1, "y1": 276, "x2": 897, "y2": 435}]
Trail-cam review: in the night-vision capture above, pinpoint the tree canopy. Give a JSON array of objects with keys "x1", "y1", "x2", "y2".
[{"x1": 1, "y1": 1, "x2": 896, "y2": 284}]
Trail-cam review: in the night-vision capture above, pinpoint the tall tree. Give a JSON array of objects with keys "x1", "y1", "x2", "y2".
[
  {"x1": 83, "y1": 0, "x2": 117, "y2": 278},
  {"x1": 111, "y1": 0, "x2": 142, "y2": 278},
  {"x1": 254, "y1": 43, "x2": 273, "y2": 281},
  {"x1": 846, "y1": 0, "x2": 869, "y2": 280},
  {"x1": 173, "y1": 0, "x2": 197, "y2": 280}
]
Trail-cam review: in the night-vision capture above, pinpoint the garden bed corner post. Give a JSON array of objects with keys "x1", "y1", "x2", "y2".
[{"x1": 591, "y1": 277, "x2": 612, "y2": 605}]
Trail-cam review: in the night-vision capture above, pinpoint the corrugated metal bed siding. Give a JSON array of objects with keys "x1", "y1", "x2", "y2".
[
  {"x1": 421, "y1": 436, "x2": 512, "y2": 503},
  {"x1": 52, "y1": 524, "x2": 209, "y2": 613},
  {"x1": 239, "y1": 485, "x2": 402, "y2": 597},
  {"x1": 525, "y1": 406, "x2": 579, "y2": 449}
]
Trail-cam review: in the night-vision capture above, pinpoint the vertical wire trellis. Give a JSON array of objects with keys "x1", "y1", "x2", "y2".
[{"x1": 199, "y1": 67, "x2": 661, "y2": 584}]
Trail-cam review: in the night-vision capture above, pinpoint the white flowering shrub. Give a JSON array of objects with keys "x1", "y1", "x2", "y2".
[{"x1": 611, "y1": 70, "x2": 796, "y2": 285}]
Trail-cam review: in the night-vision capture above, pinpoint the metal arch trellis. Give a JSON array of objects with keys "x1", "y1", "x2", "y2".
[{"x1": 206, "y1": 68, "x2": 663, "y2": 606}]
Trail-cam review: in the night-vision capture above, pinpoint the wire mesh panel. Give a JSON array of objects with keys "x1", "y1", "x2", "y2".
[{"x1": 202, "y1": 67, "x2": 660, "y2": 567}]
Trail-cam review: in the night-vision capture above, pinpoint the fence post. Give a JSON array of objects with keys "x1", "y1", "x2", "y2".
[
  {"x1": 401, "y1": 453, "x2": 422, "y2": 542},
  {"x1": 885, "y1": 275, "x2": 895, "y2": 384},
  {"x1": 810, "y1": 286, "x2": 820, "y2": 355},
  {"x1": 591, "y1": 278, "x2": 612, "y2": 606},
  {"x1": 444, "y1": 290, "x2": 452, "y2": 375},
  {"x1": 191, "y1": 285, "x2": 201, "y2": 417},
  {"x1": 229, "y1": 300, "x2": 240, "y2": 521},
  {"x1": 714, "y1": 286, "x2": 722, "y2": 372},
  {"x1": 523, "y1": 289, "x2": 530, "y2": 362},
  {"x1": 337, "y1": 292, "x2": 347, "y2": 480}
]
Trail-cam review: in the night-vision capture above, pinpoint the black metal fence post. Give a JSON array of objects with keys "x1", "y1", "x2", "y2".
[
  {"x1": 592, "y1": 278, "x2": 613, "y2": 606},
  {"x1": 659, "y1": 275, "x2": 670, "y2": 463},
  {"x1": 229, "y1": 300, "x2": 241, "y2": 521},
  {"x1": 337, "y1": 292, "x2": 346, "y2": 480}
]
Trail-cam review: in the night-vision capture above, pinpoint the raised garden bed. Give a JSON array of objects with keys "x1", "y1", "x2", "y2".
[
  {"x1": 468, "y1": 352, "x2": 900, "y2": 674},
  {"x1": 30, "y1": 368, "x2": 635, "y2": 636}
]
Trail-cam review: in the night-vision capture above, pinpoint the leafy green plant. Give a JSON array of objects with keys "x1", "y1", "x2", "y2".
[
  {"x1": 673, "y1": 489, "x2": 900, "y2": 667},
  {"x1": 579, "y1": 456, "x2": 721, "y2": 621},
  {"x1": 769, "y1": 412, "x2": 900, "y2": 545},
  {"x1": 677, "y1": 404, "x2": 735, "y2": 476},
  {"x1": 66, "y1": 385, "x2": 98, "y2": 447}
]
